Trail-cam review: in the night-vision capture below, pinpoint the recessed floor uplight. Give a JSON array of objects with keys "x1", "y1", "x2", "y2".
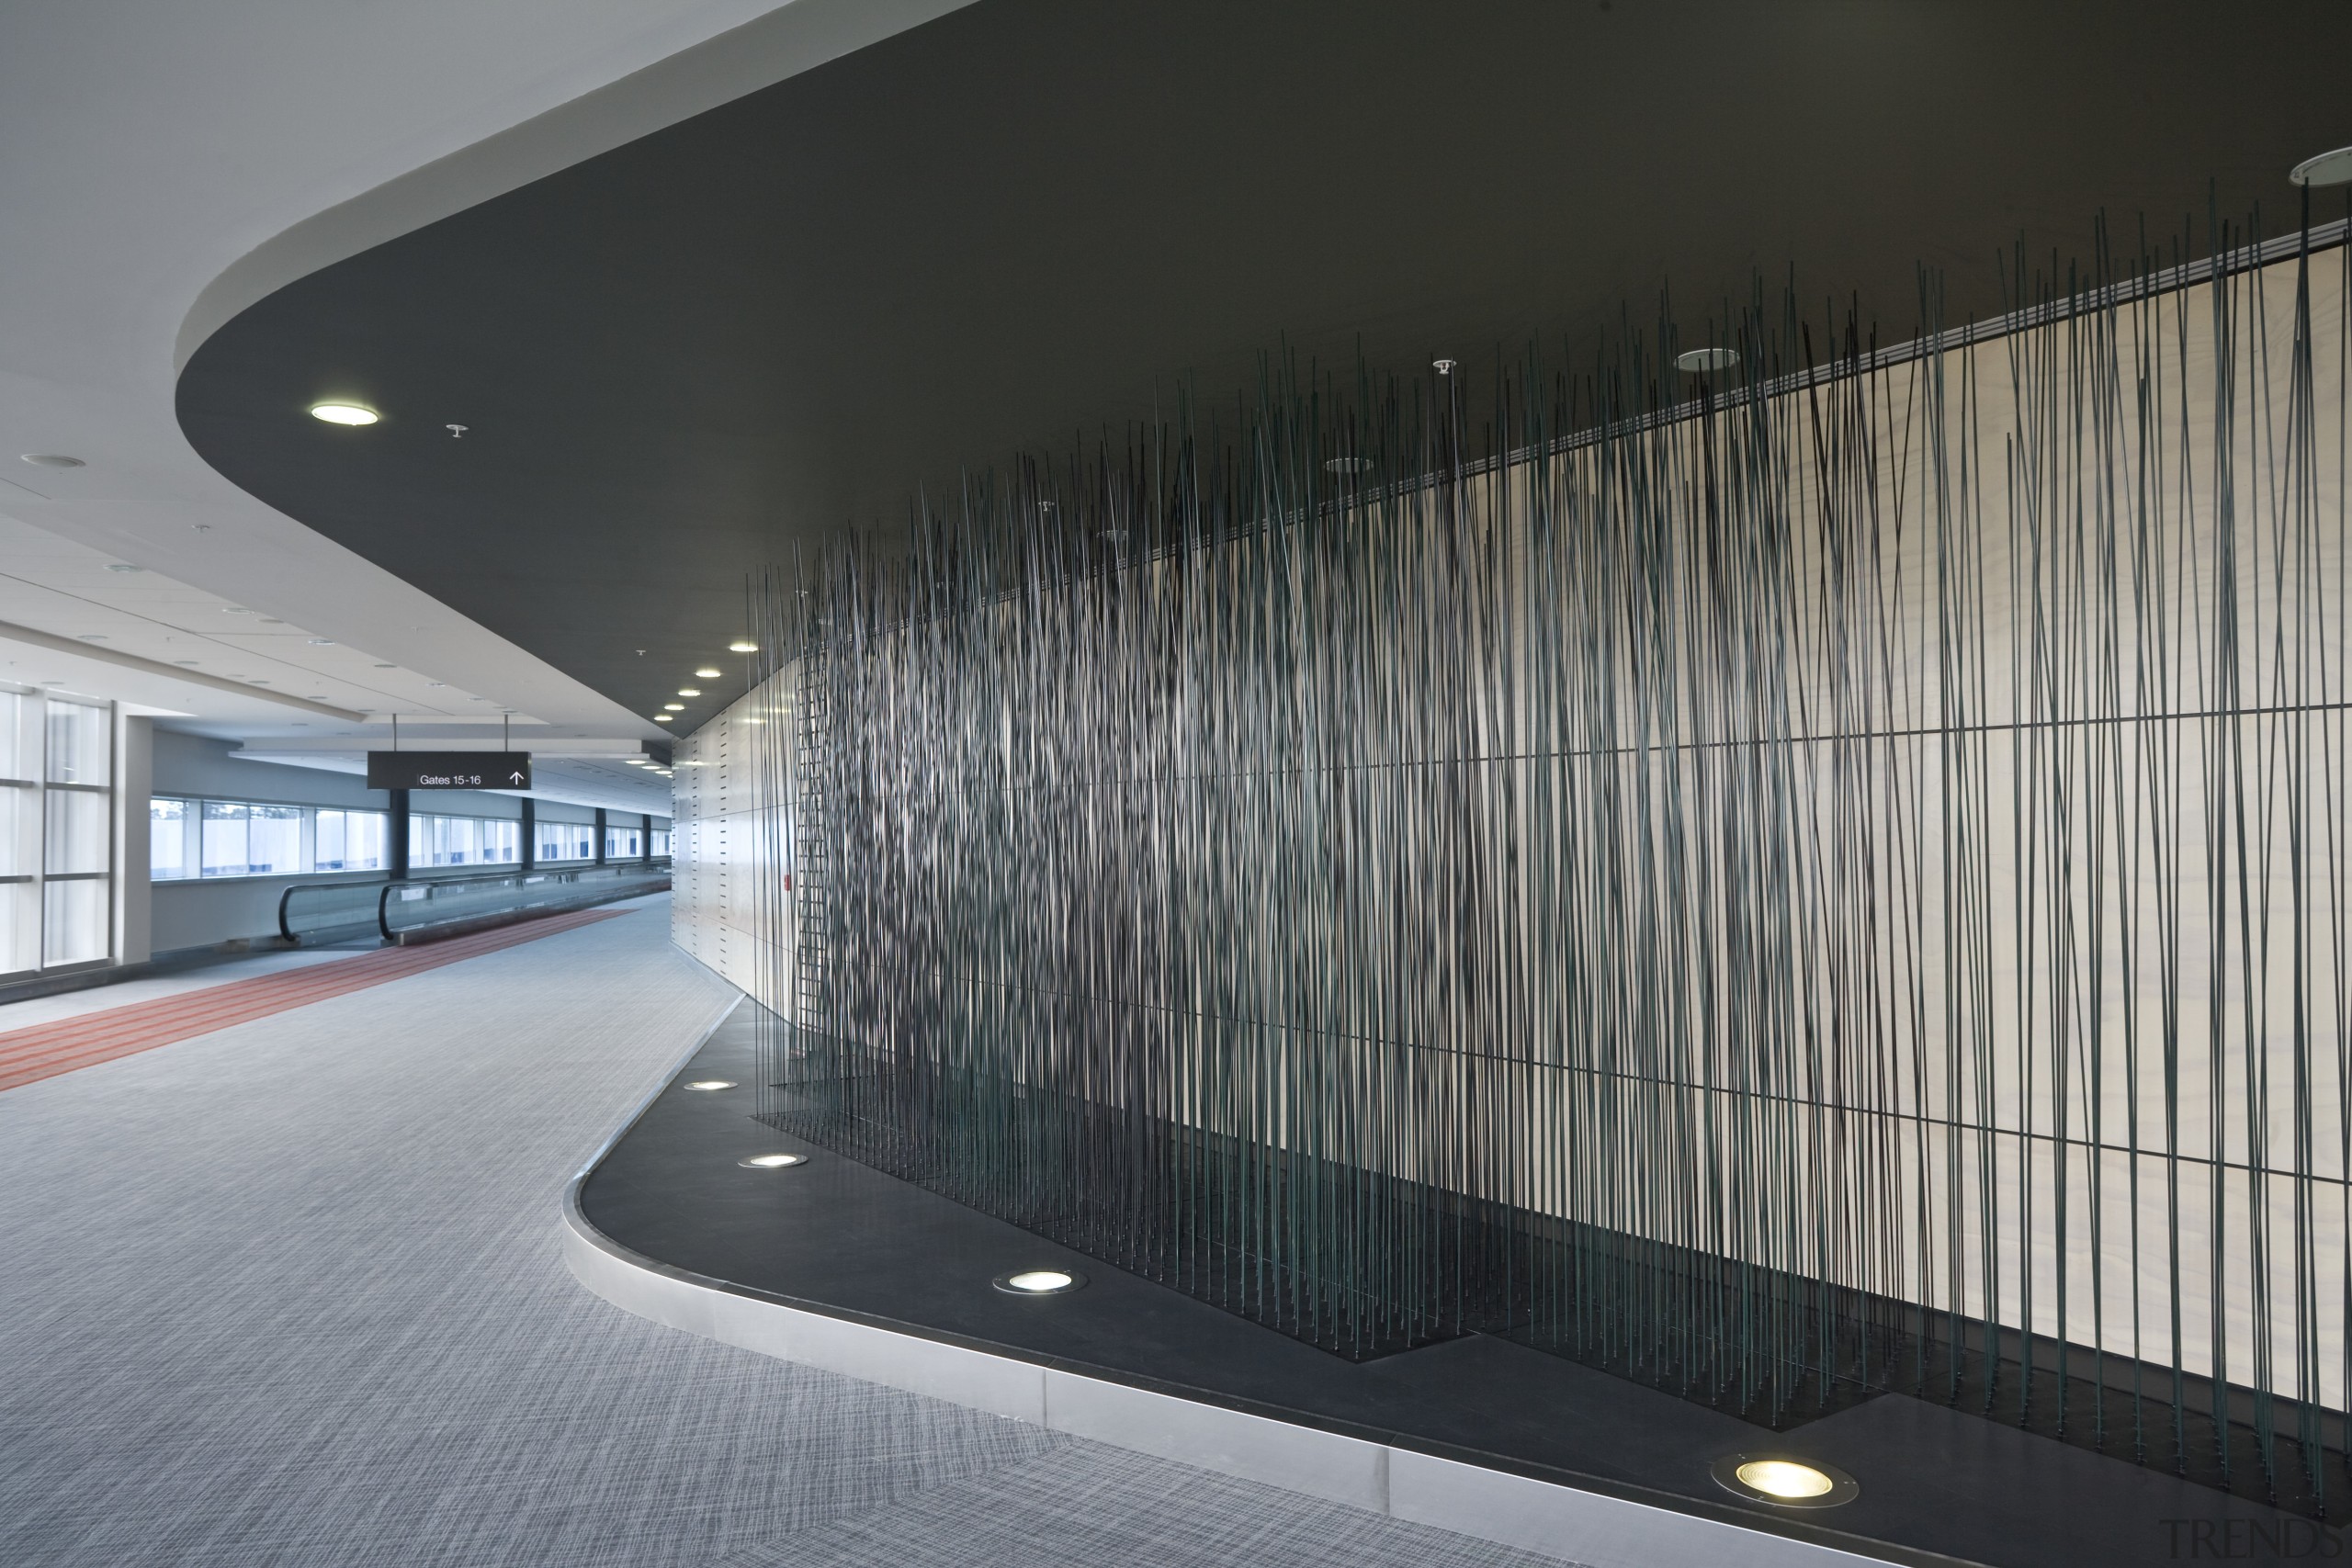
[
  {"x1": 21, "y1": 453, "x2": 85, "y2": 468},
  {"x1": 683, "y1": 1079, "x2": 737, "y2": 1091},
  {"x1": 1711, "y1": 1453, "x2": 1856, "y2": 1508},
  {"x1": 2291, "y1": 147, "x2": 2352, "y2": 187},
  {"x1": 739, "y1": 1153, "x2": 807, "y2": 1168},
  {"x1": 1676, "y1": 347, "x2": 1741, "y2": 374},
  {"x1": 993, "y1": 1268, "x2": 1086, "y2": 1296},
  {"x1": 310, "y1": 401, "x2": 379, "y2": 426},
  {"x1": 694, "y1": 668, "x2": 722, "y2": 679},
  {"x1": 677, "y1": 687, "x2": 701, "y2": 697},
  {"x1": 729, "y1": 640, "x2": 758, "y2": 653}
]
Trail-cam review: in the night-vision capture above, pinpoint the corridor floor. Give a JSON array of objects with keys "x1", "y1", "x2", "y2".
[{"x1": 0, "y1": 897, "x2": 1582, "y2": 1568}]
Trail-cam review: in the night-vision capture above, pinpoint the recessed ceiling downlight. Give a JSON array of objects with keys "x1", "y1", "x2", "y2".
[
  {"x1": 1676, "y1": 346, "x2": 1741, "y2": 374},
  {"x1": 683, "y1": 1079, "x2": 736, "y2": 1091},
  {"x1": 21, "y1": 453, "x2": 85, "y2": 468},
  {"x1": 2290, "y1": 147, "x2": 2352, "y2": 187},
  {"x1": 739, "y1": 1153, "x2": 807, "y2": 1168},
  {"x1": 309, "y1": 401, "x2": 379, "y2": 426},
  {"x1": 694, "y1": 668, "x2": 722, "y2": 680},
  {"x1": 677, "y1": 687, "x2": 701, "y2": 697},
  {"x1": 993, "y1": 1268, "x2": 1085, "y2": 1295},
  {"x1": 729, "y1": 640, "x2": 758, "y2": 653},
  {"x1": 1711, "y1": 1453, "x2": 1856, "y2": 1508}
]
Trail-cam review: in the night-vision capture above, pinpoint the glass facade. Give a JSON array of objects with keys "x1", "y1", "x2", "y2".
[
  {"x1": 151, "y1": 796, "x2": 390, "y2": 881},
  {"x1": 1, "y1": 688, "x2": 115, "y2": 978}
]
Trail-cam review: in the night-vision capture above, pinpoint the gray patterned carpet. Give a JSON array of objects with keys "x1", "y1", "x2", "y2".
[{"x1": 0, "y1": 898, "x2": 1581, "y2": 1567}]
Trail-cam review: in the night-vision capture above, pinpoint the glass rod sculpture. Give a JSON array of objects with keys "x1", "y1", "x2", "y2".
[{"x1": 723, "y1": 209, "x2": 2352, "y2": 1514}]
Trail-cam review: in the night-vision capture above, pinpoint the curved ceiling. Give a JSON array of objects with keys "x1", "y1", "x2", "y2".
[
  {"x1": 0, "y1": 0, "x2": 967, "y2": 788},
  {"x1": 177, "y1": 0, "x2": 2352, "y2": 728}
]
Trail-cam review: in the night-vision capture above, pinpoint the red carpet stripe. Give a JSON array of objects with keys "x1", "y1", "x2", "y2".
[{"x1": 0, "y1": 908, "x2": 631, "y2": 1093}]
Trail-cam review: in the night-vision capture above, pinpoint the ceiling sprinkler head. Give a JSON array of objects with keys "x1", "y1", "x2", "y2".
[{"x1": 447, "y1": 423, "x2": 469, "y2": 438}]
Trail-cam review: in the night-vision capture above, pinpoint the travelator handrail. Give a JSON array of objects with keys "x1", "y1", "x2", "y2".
[{"x1": 278, "y1": 861, "x2": 673, "y2": 946}]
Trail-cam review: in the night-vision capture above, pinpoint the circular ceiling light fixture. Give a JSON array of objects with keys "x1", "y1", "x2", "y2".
[
  {"x1": 682, "y1": 1079, "x2": 737, "y2": 1092},
  {"x1": 2290, "y1": 147, "x2": 2352, "y2": 187},
  {"x1": 1710, "y1": 1454, "x2": 1857, "y2": 1508},
  {"x1": 21, "y1": 453, "x2": 85, "y2": 468},
  {"x1": 739, "y1": 1153, "x2": 807, "y2": 1169},
  {"x1": 694, "y1": 668, "x2": 722, "y2": 680},
  {"x1": 677, "y1": 687, "x2": 701, "y2": 697},
  {"x1": 309, "y1": 401, "x2": 379, "y2": 426},
  {"x1": 663, "y1": 703, "x2": 684, "y2": 712},
  {"x1": 1675, "y1": 347, "x2": 1741, "y2": 374},
  {"x1": 308, "y1": 638, "x2": 334, "y2": 646},
  {"x1": 105, "y1": 563, "x2": 143, "y2": 574},
  {"x1": 993, "y1": 1268, "x2": 1086, "y2": 1296},
  {"x1": 729, "y1": 640, "x2": 758, "y2": 654},
  {"x1": 652, "y1": 715, "x2": 672, "y2": 722},
  {"x1": 1324, "y1": 457, "x2": 1374, "y2": 475}
]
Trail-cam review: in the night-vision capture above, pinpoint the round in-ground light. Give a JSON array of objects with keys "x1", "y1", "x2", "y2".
[
  {"x1": 1675, "y1": 346, "x2": 1741, "y2": 374},
  {"x1": 683, "y1": 1079, "x2": 737, "y2": 1091},
  {"x1": 739, "y1": 1153, "x2": 807, "y2": 1169},
  {"x1": 2290, "y1": 147, "x2": 2352, "y2": 187},
  {"x1": 1709, "y1": 1453, "x2": 1858, "y2": 1508},
  {"x1": 309, "y1": 401, "x2": 379, "y2": 426},
  {"x1": 992, "y1": 1268, "x2": 1087, "y2": 1296}
]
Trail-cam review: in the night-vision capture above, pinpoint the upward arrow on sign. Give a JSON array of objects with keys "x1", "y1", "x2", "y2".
[{"x1": 508, "y1": 770, "x2": 526, "y2": 784}]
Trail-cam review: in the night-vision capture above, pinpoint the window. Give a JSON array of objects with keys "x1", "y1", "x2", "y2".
[
  {"x1": 2, "y1": 692, "x2": 114, "y2": 977},
  {"x1": 537, "y1": 820, "x2": 594, "y2": 863},
  {"x1": 651, "y1": 829, "x2": 672, "y2": 857},
  {"x1": 605, "y1": 821, "x2": 643, "y2": 860},
  {"x1": 410, "y1": 813, "x2": 523, "y2": 868},
  {"x1": 151, "y1": 795, "x2": 390, "y2": 881},
  {"x1": 315, "y1": 808, "x2": 389, "y2": 872},
  {"x1": 151, "y1": 797, "x2": 190, "y2": 880}
]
